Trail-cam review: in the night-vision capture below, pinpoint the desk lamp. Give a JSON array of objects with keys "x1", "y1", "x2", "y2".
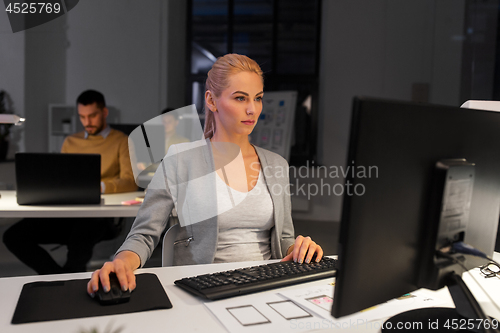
[{"x1": 0, "y1": 114, "x2": 25, "y2": 125}]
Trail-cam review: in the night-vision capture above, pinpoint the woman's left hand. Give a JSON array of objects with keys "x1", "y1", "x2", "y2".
[{"x1": 281, "y1": 235, "x2": 323, "y2": 263}]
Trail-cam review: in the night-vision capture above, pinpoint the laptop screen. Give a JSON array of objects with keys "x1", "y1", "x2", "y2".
[{"x1": 15, "y1": 153, "x2": 101, "y2": 205}]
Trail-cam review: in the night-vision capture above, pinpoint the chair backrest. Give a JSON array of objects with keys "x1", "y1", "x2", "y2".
[
  {"x1": 161, "y1": 222, "x2": 180, "y2": 267},
  {"x1": 109, "y1": 123, "x2": 141, "y2": 136}
]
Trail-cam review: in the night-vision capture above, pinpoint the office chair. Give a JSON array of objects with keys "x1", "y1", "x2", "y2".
[
  {"x1": 108, "y1": 123, "x2": 141, "y2": 136},
  {"x1": 102, "y1": 217, "x2": 125, "y2": 240},
  {"x1": 50, "y1": 217, "x2": 124, "y2": 252},
  {"x1": 161, "y1": 217, "x2": 180, "y2": 267}
]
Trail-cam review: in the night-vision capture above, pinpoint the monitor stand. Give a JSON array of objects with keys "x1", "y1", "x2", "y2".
[{"x1": 382, "y1": 272, "x2": 499, "y2": 333}]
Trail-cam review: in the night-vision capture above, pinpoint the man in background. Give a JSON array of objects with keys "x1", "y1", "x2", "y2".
[
  {"x1": 62, "y1": 90, "x2": 136, "y2": 193},
  {"x1": 161, "y1": 108, "x2": 189, "y2": 153},
  {"x1": 3, "y1": 90, "x2": 137, "y2": 274}
]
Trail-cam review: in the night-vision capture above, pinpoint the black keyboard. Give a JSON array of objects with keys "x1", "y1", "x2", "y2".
[{"x1": 174, "y1": 257, "x2": 337, "y2": 300}]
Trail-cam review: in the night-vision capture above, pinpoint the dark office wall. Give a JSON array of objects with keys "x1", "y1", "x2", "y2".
[
  {"x1": 291, "y1": 0, "x2": 467, "y2": 222},
  {"x1": 65, "y1": 0, "x2": 169, "y2": 125},
  {"x1": 0, "y1": 0, "x2": 174, "y2": 154},
  {"x1": 165, "y1": 0, "x2": 187, "y2": 109},
  {"x1": 0, "y1": 0, "x2": 482, "y2": 222},
  {"x1": 24, "y1": 16, "x2": 68, "y2": 153},
  {"x1": 0, "y1": 12, "x2": 67, "y2": 155},
  {"x1": 0, "y1": 13, "x2": 25, "y2": 159}
]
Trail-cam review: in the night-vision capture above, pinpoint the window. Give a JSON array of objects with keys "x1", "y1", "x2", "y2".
[{"x1": 187, "y1": 0, "x2": 321, "y2": 165}]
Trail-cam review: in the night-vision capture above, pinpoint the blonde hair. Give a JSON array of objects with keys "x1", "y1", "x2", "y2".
[{"x1": 204, "y1": 54, "x2": 264, "y2": 139}]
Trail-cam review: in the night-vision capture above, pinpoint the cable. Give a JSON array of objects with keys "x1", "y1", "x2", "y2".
[
  {"x1": 440, "y1": 241, "x2": 500, "y2": 267},
  {"x1": 451, "y1": 241, "x2": 488, "y2": 259}
]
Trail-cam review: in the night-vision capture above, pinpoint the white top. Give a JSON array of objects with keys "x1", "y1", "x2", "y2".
[{"x1": 213, "y1": 170, "x2": 274, "y2": 263}]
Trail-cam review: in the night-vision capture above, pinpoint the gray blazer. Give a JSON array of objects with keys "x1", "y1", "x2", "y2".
[{"x1": 116, "y1": 139, "x2": 295, "y2": 267}]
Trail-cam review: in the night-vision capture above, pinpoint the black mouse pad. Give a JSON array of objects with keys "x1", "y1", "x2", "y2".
[{"x1": 11, "y1": 273, "x2": 172, "y2": 324}]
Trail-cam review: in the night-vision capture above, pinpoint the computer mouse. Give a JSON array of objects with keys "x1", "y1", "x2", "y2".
[{"x1": 95, "y1": 273, "x2": 131, "y2": 305}]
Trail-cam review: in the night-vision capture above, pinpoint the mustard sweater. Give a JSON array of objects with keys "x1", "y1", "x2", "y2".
[{"x1": 61, "y1": 129, "x2": 137, "y2": 194}]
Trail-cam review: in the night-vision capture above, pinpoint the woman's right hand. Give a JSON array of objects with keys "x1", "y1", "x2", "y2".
[{"x1": 86, "y1": 252, "x2": 139, "y2": 297}]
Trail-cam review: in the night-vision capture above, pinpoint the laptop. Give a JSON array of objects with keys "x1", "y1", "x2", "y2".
[{"x1": 15, "y1": 153, "x2": 101, "y2": 205}]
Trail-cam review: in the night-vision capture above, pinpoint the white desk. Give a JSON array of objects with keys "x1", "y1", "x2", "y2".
[
  {"x1": 0, "y1": 191, "x2": 144, "y2": 218},
  {"x1": 1, "y1": 255, "x2": 499, "y2": 333}
]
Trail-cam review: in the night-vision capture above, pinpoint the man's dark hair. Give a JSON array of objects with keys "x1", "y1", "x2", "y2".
[{"x1": 77, "y1": 90, "x2": 106, "y2": 109}]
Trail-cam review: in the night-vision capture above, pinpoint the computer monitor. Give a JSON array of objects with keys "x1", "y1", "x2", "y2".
[{"x1": 331, "y1": 97, "x2": 500, "y2": 323}]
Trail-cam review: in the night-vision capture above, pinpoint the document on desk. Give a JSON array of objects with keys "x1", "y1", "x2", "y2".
[
  {"x1": 278, "y1": 284, "x2": 335, "y2": 319},
  {"x1": 204, "y1": 293, "x2": 322, "y2": 333},
  {"x1": 205, "y1": 283, "x2": 446, "y2": 332},
  {"x1": 278, "y1": 284, "x2": 446, "y2": 323}
]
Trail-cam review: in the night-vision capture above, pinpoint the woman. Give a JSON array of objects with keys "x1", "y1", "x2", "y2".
[{"x1": 87, "y1": 54, "x2": 323, "y2": 296}]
